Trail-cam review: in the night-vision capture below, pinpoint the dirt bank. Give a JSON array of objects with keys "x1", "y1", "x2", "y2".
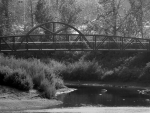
[
  {"x1": 24, "y1": 107, "x2": 150, "y2": 113},
  {"x1": 1, "y1": 81, "x2": 150, "y2": 111},
  {"x1": 0, "y1": 99, "x2": 62, "y2": 111},
  {"x1": 0, "y1": 85, "x2": 75, "y2": 111}
]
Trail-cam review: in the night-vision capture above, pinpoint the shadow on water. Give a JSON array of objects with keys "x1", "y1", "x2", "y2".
[{"x1": 53, "y1": 85, "x2": 150, "y2": 108}]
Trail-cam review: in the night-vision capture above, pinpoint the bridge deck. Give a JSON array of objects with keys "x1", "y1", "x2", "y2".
[
  {"x1": 0, "y1": 49, "x2": 149, "y2": 52},
  {"x1": 0, "y1": 34, "x2": 150, "y2": 52}
]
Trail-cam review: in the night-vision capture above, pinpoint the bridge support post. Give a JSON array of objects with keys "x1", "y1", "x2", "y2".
[
  {"x1": 0, "y1": 38, "x2": 1, "y2": 52},
  {"x1": 13, "y1": 37, "x2": 15, "y2": 51},
  {"x1": 94, "y1": 36, "x2": 96, "y2": 51},
  {"x1": 26, "y1": 36, "x2": 28, "y2": 51},
  {"x1": 120, "y1": 37, "x2": 123, "y2": 51},
  {"x1": 40, "y1": 35, "x2": 43, "y2": 51},
  {"x1": 149, "y1": 40, "x2": 150, "y2": 51},
  {"x1": 66, "y1": 34, "x2": 70, "y2": 50}
]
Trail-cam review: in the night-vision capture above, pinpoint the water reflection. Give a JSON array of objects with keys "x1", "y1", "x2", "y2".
[{"x1": 56, "y1": 85, "x2": 150, "y2": 107}]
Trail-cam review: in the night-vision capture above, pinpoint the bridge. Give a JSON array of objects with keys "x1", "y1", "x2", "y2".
[{"x1": 0, "y1": 22, "x2": 150, "y2": 52}]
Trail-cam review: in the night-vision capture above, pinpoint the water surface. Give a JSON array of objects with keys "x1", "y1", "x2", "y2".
[{"x1": 55, "y1": 85, "x2": 150, "y2": 108}]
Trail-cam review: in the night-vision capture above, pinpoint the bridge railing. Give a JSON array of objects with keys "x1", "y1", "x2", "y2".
[{"x1": 0, "y1": 34, "x2": 150, "y2": 52}]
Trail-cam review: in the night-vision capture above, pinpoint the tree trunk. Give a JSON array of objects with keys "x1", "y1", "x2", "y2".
[{"x1": 112, "y1": 0, "x2": 117, "y2": 36}]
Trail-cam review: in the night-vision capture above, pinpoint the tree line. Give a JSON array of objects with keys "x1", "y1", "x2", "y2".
[{"x1": 0, "y1": 0, "x2": 150, "y2": 38}]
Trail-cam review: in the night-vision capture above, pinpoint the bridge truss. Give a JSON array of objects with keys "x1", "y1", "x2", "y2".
[{"x1": 0, "y1": 22, "x2": 150, "y2": 52}]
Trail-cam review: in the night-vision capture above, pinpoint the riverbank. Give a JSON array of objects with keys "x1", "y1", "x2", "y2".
[
  {"x1": 1, "y1": 51, "x2": 150, "y2": 100},
  {"x1": 0, "y1": 54, "x2": 65, "y2": 99},
  {"x1": 65, "y1": 81, "x2": 150, "y2": 95},
  {"x1": 24, "y1": 107, "x2": 150, "y2": 113},
  {"x1": 1, "y1": 51, "x2": 150, "y2": 111},
  {"x1": 65, "y1": 81, "x2": 150, "y2": 90},
  {"x1": 0, "y1": 85, "x2": 76, "y2": 111},
  {"x1": 0, "y1": 81, "x2": 150, "y2": 111},
  {"x1": 0, "y1": 99, "x2": 62, "y2": 111}
]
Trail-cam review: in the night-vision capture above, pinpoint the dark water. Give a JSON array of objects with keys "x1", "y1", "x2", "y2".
[{"x1": 55, "y1": 85, "x2": 150, "y2": 108}]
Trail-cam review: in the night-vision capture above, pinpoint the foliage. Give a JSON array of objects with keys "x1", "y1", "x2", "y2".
[
  {"x1": 59, "y1": 59, "x2": 103, "y2": 81},
  {"x1": 0, "y1": 54, "x2": 64, "y2": 99},
  {"x1": 39, "y1": 79, "x2": 56, "y2": 98},
  {"x1": 34, "y1": 0, "x2": 55, "y2": 41},
  {"x1": 82, "y1": 0, "x2": 150, "y2": 38},
  {"x1": 35, "y1": 0, "x2": 54, "y2": 24},
  {"x1": 58, "y1": 0, "x2": 82, "y2": 25},
  {"x1": 51, "y1": 51, "x2": 85, "y2": 62},
  {"x1": 44, "y1": 51, "x2": 150, "y2": 84},
  {"x1": 117, "y1": 66, "x2": 140, "y2": 82},
  {"x1": 101, "y1": 70, "x2": 118, "y2": 82},
  {"x1": 138, "y1": 62, "x2": 150, "y2": 83},
  {"x1": 1, "y1": 50, "x2": 150, "y2": 98},
  {"x1": 0, "y1": 66, "x2": 33, "y2": 91},
  {"x1": 0, "y1": 0, "x2": 10, "y2": 36},
  {"x1": 4, "y1": 68, "x2": 33, "y2": 91}
]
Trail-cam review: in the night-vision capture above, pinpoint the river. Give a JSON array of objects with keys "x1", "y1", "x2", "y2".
[
  {"x1": 25, "y1": 83, "x2": 150, "y2": 113},
  {"x1": 54, "y1": 84, "x2": 150, "y2": 108}
]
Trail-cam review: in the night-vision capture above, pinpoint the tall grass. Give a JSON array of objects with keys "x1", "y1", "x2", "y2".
[
  {"x1": 138, "y1": 62, "x2": 150, "y2": 83},
  {"x1": 49, "y1": 58, "x2": 104, "y2": 81},
  {"x1": 38, "y1": 52, "x2": 150, "y2": 84},
  {"x1": 51, "y1": 52, "x2": 150, "y2": 84},
  {"x1": 0, "y1": 54, "x2": 64, "y2": 99}
]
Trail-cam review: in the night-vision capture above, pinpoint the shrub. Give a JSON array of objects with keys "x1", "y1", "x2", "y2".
[
  {"x1": 47, "y1": 60, "x2": 66, "y2": 75},
  {"x1": 0, "y1": 66, "x2": 13, "y2": 84},
  {"x1": 0, "y1": 54, "x2": 64, "y2": 99},
  {"x1": 127, "y1": 53, "x2": 150, "y2": 68},
  {"x1": 101, "y1": 70, "x2": 118, "y2": 81},
  {"x1": 138, "y1": 62, "x2": 150, "y2": 83},
  {"x1": 118, "y1": 66, "x2": 140, "y2": 82},
  {"x1": 39, "y1": 79, "x2": 56, "y2": 99},
  {"x1": 4, "y1": 69, "x2": 33, "y2": 91},
  {"x1": 0, "y1": 66, "x2": 33, "y2": 91},
  {"x1": 53, "y1": 76, "x2": 65, "y2": 89},
  {"x1": 51, "y1": 51, "x2": 85, "y2": 62},
  {"x1": 59, "y1": 59, "x2": 103, "y2": 81}
]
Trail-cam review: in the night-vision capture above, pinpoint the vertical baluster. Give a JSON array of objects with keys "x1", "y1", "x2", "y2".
[
  {"x1": 121, "y1": 37, "x2": 123, "y2": 51},
  {"x1": 147, "y1": 40, "x2": 149, "y2": 51},
  {"x1": 41, "y1": 35, "x2": 43, "y2": 51},
  {"x1": 149, "y1": 40, "x2": 150, "y2": 51},
  {"x1": 0, "y1": 37, "x2": 1, "y2": 52},
  {"x1": 67, "y1": 34, "x2": 69, "y2": 50},
  {"x1": 26, "y1": 36, "x2": 28, "y2": 51},
  {"x1": 53, "y1": 23, "x2": 55, "y2": 50},
  {"x1": 53, "y1": 34, "x2": 55, "y2": 50},
  {"x1": 108, "y1": 36, "x2": 110, "y2": 50},
  {"x1": 69, "y1": 35, "x2": 71, "y2": 50},
  {"x1": 94, "y1": 35, "x2": 96, "y2": 51},
  {"x1": 13, "y1": 36, "x2": 15, "y2": 51},
  {"x1": 120, "y1": 37, "x2": 121, "y2": 51},
  {"x1": 81, "y1": 35, "x2": 83, "y2": 51}
]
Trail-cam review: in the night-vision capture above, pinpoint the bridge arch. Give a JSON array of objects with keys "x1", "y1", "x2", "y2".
[
  {"x1": 24, "y1": 21, "x2": 91, "y2": 48},
  {"x1": 26, "y1": 22, "x2": 84, "y2": 36}
]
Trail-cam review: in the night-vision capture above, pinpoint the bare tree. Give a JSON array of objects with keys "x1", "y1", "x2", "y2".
[
  {"x1": 93, "y1": 0, "x2": 124, "y2": 35},
  {"x1": 35, "y1": 0, "x2": 54, "y2": 24},
  {"x1": 34, "y1": 0, "x2": 54, "y2": 41},
  {"x1": 128, "y1": 0, "x2": 150, "y2": 38},
  {"x1": 26, "y1": 0, "x2": 35, "y2": 27},
  {"x1": 58, "y1": 0, "x2": 81, "y2": 25},
  {"x1": 0, "y1": 0, "x2": 10, "y2": 36},
  {"x1": 86, "y1": 0, "x2": 150, "y2": 38}
]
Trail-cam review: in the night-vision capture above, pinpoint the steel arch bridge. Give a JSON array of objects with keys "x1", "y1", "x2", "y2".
[{"x1": 0, "y1": 22, "x2": 150, "y2": 52}]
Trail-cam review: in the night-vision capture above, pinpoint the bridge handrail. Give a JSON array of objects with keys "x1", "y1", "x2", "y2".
[{"x1": 0, "y1": 34, "x2": 150, "y2": 41}]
